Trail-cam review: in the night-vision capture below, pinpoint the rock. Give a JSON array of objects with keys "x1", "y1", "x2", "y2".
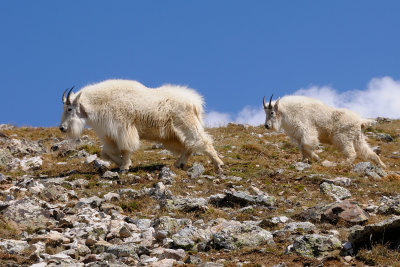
[
  {"x1": 348, "y1": 215, "x2": 400, "y2": 253},
  {"x1": 377, "y1": 195, "x2": 400, "y2": 215},
  {"x1": 211, "y1": 219, "x2": 274, "y2": 250},
  {"x1": 161, "y1": 197, "x2": 208, "y2": 212},
  {"x1": 353, "y1": 162, "x2": 387, "y2": 179},
  {"x1": 20, "y1": 156, "x2": 43, "y2": 171},
  {"x1": 107, "y1": 243, "x2": 139, "y2": 258},
  {"x1": 150, "y1": 247, "x2": 186, "y2": 261},
  {"x1": 377, "y1": 133, "x2": 394, "y2": 142},
  {"x1": 281, "y1": 222, "x2": 316, "y2": 233},
  {"x1": 1, "y1": 197, "x2": 56, "y2": 231},
  {"x1": 77, "y1": 196, "x2": 104, "y2": 208},
  {"x1": 93, "y1": 158, "x2": 111, "y2": 170},
  {"x1": 172, "y1": 226, "x2": 210, "y2": 250},
  {"x1": 211, "y1": 190, "x2": 276, "y2": 208},
  {"x1": 6, "y1": 138, "x2": 46, "y2": 156},
  {"x1": 51, "y1": 140, "x2": 77, "y2": 157},
  {"x1": 68, "y1": 178, "x2": 89, "y2": 188},
  {"x1": 295, "y1": 162, "x2": 311, "y2": 171},
  {"x1": 85, "y1": 154, "x2": 98, "y2": 164},
  {"x1": 103, "y1": 192, "x2": 120, "y2": 201},
  {"x1": 102, "y1": 170, "x2": 119, "y2": 180},
  {"x1": 0, "y1": 148, "x2": 14, "y2": 169},
  {"x1": 153, "y1": 216, "x2": 192, "y2": 235},
  {"x1": 149, "y1": 182, "x2": 173, "y2": 200},
  {"x1": 321, "y1": 160, "x2": 337, "y2": 167},
  {"x1": 321, "y1": 177, "x2": 351, "y2": 187},
  {"x1": 39, "y1": 184, "x2": 69, "y2": 202},
  {"x1": 321, "y1": 200, "x2": 369, "y2": 225},
  {"x1": 187, "y1": 163, "x2": 205, "y2": 178},
  {"x1": 320, "y1": 182, "x2": 351, "y2": 201},
  {"x1": 30, "y1": 231, "x2": 70, "y2": 246},
  {"x1": 292, "y1": 234, "x2": 341, "y2": 258},
  {"x1": 158, "y1": 167, "x2": 176, "y2": 184},
  {"x1": 149, "y1": 259, "x2": 176, "y2": 267},
  {"x1": 0, "y1": 239, "x2": 30, "y2": 254}
]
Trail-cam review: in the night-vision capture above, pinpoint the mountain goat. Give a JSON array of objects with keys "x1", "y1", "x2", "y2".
[
  {"x1": 263, "y1": 95, "x2": 386, "y2": 168},
  {"x1": 59, "y1": 79, "x2": 223, "y2": 172}
]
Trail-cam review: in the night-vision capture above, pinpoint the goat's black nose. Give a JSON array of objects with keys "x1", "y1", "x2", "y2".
[
  {"x1": 264, "y1": 124, "x2": 269, "y2": 129},
  {"x1": 59, "y1": 127, "x2": 66, "y2": 132}
]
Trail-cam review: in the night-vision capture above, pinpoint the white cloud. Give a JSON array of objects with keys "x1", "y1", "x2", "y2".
[
  {"x1": 235, "y1": 106, "x2": 265, "y2": 126},
  {"x1": 204, "y1": 111, "x2": 232, "y2": 128},
  {"x1": 294, "y1": 76, "x2": 400, "y2": 119},
  {"x1": 204, "y1": 76, "x2": 400, "y2": 127}
]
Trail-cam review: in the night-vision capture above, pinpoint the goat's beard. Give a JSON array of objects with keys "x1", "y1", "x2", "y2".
[{"x1": 67, "y1": 117, "x2": 86, "y2": 139}]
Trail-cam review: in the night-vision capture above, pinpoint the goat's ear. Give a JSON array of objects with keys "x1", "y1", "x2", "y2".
[
  {"x1": 79, "y1": 103, "x2": 88, "y2": 118},
  {"x1": 274, "y1": 98, "x2": 280, "y2": 111},
  {"x1": 72, "y1": 92, "x2": 81, "y2": 106}
]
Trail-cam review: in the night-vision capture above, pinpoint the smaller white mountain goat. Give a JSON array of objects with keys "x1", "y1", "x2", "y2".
[
  {"x1": 59, "y1": 79, "x2": 223, "y2": 172},
  {"x1": 263, "y1": 95, "x2": 386, "y2": 168}
]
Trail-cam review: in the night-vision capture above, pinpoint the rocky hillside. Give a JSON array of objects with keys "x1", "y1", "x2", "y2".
[{"x1": 0, "y1": 119, "x2": 399, "y2": 267}]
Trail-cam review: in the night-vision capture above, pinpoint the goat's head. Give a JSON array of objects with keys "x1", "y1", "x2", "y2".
[
  {"x1": 263, "y1": 94, "x2": 281, "y2": 131},
  {"x1": 59, "y1": 87, "x2": 87, "y2": 139}
]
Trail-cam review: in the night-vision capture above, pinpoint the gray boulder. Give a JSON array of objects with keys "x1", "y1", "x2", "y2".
[{"x1": 292, "y1": 234, "x2": 341, "y2": 258}]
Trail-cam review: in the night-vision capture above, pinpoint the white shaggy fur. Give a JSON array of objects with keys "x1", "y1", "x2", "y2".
[
  {"x1": 263, "y1": 95, "x2": 386, "y2": 168},
  {"x1": 59, "y1": 79, "x2": 223, "y2": 171}
]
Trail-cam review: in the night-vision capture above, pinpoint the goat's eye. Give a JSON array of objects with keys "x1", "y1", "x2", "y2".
[
  {"x1": 68, "y1": 108, "x2": 72, "y2": 112},
  {"x1": 270, "y1": 111, "x2": 274, "y2": 115}
]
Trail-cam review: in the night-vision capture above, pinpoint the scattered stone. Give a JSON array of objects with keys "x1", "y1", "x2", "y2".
[
  {"x1": 20, "y1": 156, "x2": 43, "y2": 171},
  {"x1": 353, "y1": 162, "x2": 387, "y2": 179},
  {"x1": 211, "y1": 219, "x2": 274, "y2": 250},
  {"x1": 321, "y1": 160, "x2": 337, "y2": 167},
  {"x1": 1, "y1": 197, "x2": 56, "y2": 231},
  {"x1": 377, "y1": 195, "x2": 400, "y2": 215},
  {"x1": 102, "y1": 170, "x2": 119, "y2": 179},
  {"x1": 320, "y1": 182, "x2": 351, "y2": 201},
  {"x1": 292, "y1": 234, "x2": 341, "y2": 258},
  {"x1": 187, "y1": 163, "x2": 205, "y2": 178},
  {"x1": 211, "y1": 190, "x2": 276, "y2": 208},
  {"x1": 377, "y1": 133, "x2": 394, "y2": 142},
  {"x1": 321, "y1": 200, "x2": 369, "y2": 225},
  {"x1": 321, "y1": 177, "x2": 351, "y2": 187},
  {"x1": 161, "y1": 197, "x2": 208, "y2": 212},
  {"x1": 85, "y1": 154, "x2": 98, "y2": 164},
  {"x1": 348, "y1": 215, "x2": 400, "y2": 253},
  {"x1": 294, "y1": 162, "x2": 311, "y2": 171}
]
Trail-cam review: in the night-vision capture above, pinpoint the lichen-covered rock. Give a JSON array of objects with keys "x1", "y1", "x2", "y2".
[
  {"x1": 1, "y1": 197, "x2": 56, "y2": 231},
  {"x1": 353, "y1": 162, "x2": 387, "y2": 179},
  {"x1": 20, "y1": 156, "x2": 43, "y2": 171},
  {"x1": 6, "y1": 138, "x2": 46, "y2": 156},
  {"x1": 0, "y1": 239, "x2": 30, "y2": 254},
  {"x1": 172, "y1": 226, "x2": 210, "y2": 250},
  {"x1": 377, "y1": 195, "x2": 400, "y2": 215},
  {"x1": 295, "y1": 162, "x2": 311, "y2": 171},
  {"x1": 320, "y1": 182, "x2": 351, "y2": 201},
  {"x1": 106, "y1": 243, "x2": 139, "y2": 259},
  {"x1": 211, "y1": 219, "x2": 274, "y2": 250},
  {"x1": 161, "y1": 197, "x2": 208, "y2": 212},
  {"x1": 187, "y1": 163, "x2": 205, "y2": 178},
  {"x1": 292, "y1": 234, "x2": 341, "y2": 258}
]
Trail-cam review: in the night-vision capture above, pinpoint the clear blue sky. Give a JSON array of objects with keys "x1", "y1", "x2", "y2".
[{"x1": 1, "y1": 1, "x2": 399, "y2": 126}]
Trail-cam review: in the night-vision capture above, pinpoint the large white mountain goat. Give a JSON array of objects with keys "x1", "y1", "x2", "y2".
[
  {"x1": 263, "y1": 95, "x2": 386, "y2": 168},
  {"x1": 59, "y1": 79, "x2": 224, "y2": 172}
]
